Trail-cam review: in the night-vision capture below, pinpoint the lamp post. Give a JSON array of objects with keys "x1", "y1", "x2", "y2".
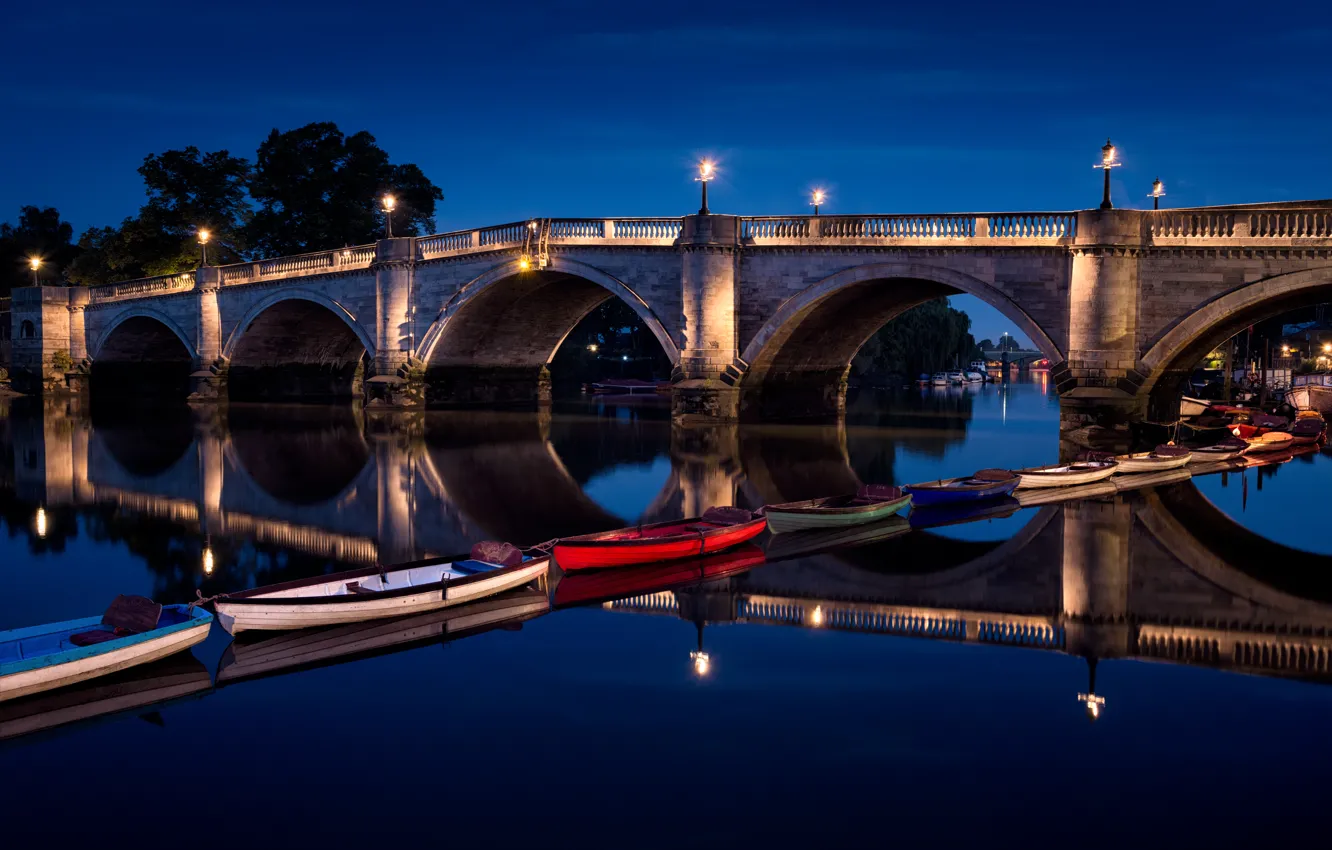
[
  {"x1": 382, "y1": 194, "x2": 396, "y2": 238},
  {"x1": 811, "y1": 188, "x2": 825, "y2": 216},
  {"x1": 1094, "y1": 138, "x2": 1121, "y2": 210},
  {"x1": 695, "y1": 159, "x2": 716, "y2": 215},
  {"x1": 28, "y1": 256, "x2": 41, "y2": 286},
  {"x1": 198, "y1": 229, "x2": 211, "y2": 266},
  {"x1": 1149, "y1": 177, "x2": 1165, "y2": 210}
]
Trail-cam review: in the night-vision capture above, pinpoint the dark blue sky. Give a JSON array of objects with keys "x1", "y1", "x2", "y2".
[{"x1": 3, "y1": 1, "x2": 1328, "y2": 343}]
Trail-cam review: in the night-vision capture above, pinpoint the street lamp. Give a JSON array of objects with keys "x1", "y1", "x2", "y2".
[
  {"x1": 28, "y1": 256, "x2": 41, "y2": 286},
  {"x1": 197, "y1": 229, "x2": 211, "y2": 266},
  {"x1": 382, "y1": 194, "x2": 396, "y2": 238},
  {"x1": 1324, "y1": 343, "x2": 1331, "y2": 355},
  {"x1": 1094, "y1": 138, "x2": 1121, "y2": 210},
  {"x1": 811, "y1": 188, "x2": 826, "y2": 216},
  {"x1": 1149, "y1": 177, "x2": 1166, "y2": 210},
  {"x1": 695, "y1": 159, "x2": 716, "y2": 215}
]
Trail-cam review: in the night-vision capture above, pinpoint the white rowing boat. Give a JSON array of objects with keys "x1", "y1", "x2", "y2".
[
  {"x1": 1, "y1": 597, "x2": 213, "y2": 703},
  {"x1": 1112, "y1": 447, "x2": 1192, "y2": 474},
  {"x1": 1013, "y1": 460, "x2": 1119, "y2": 489},
  {"x1": 214, "y1": 543, "x2": 551, "y2": 635}
]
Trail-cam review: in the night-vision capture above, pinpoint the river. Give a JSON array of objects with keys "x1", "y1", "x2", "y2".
[{"x1": 1, "y1": 376, "x2": 1330, "y2": 847}]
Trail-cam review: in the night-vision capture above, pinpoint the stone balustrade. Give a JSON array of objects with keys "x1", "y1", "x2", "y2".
[{"x1": 88, "y1": 272, "x2": 196, "y2": 303}]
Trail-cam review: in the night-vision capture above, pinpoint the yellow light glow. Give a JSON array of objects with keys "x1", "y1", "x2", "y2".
[
  {"x1": 1150, "y1": 178, "x2": 1165, "y2": 197},
  {"x1": 197, "y1": 229, "x2": 211, "y2": 244},
  {"x1": 587, "y1": 343, "x2": 598, "y2": 352},
  {"x1": 811, "y1": 189, "x2": 826, "y2": 206},
  {"x1": 1096, "y1": 138, "x2": 1120, "y2": 169},
  {"x1": 528, "y1": 220, "x2": 538, "y2": 231},
  {"x1": 697, "y1": 159, "x2": 716, "y2": 181},
  {"x1": 691, "y1": 650, "x2": 710, "y2": 677},
  {"x1": 203, "y1": 547, "x2": 214, "y2": 575},
  {"x1": 35, "y1": 507, "x2": 47, "y2": 539},
  {"x1": 382, "y1": 194, "x2": 396, "y2": 212},
  {"x1": 1282, "y1": 345, "x2": 1291, "y2": 354},
  {"x1": 518, "y1": 255, "x2": 531, "y2": 271},
  {"x1": 1323, "y1": 343, "x2": 1331, "y2": 354},
  {"x1": 29, "y1": 256, "x2": 42, "y2": 270},
  {"x1": 810, "y1": 605, "x2": 824, "y2": 627},
  {"x1": 1077, "y1": 692, "x2": 1105, "y2": 720}
]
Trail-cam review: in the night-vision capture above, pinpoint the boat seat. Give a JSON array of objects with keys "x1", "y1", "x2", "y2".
[
  {"x1": 701, "y1": 506, "x2": 753, "y2": 525},
  {"x1": 856, "y1": 484, "x2": 901, "y2": 500},
  {"x1": 67, "y1": 595, "x2": 162, "y2": 648},
  {"x1": 345, "y1": 582, "x2": 374, "y2": 594},
  {"x1": 69, "y1": 629, "x2": 125, "y2": 647}
]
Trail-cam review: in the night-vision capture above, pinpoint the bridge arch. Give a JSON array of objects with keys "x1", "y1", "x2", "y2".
[
  {"x1": 1137, "y1": 266, "x2": 1332, "y2": 413},
  {"x1": 418, "y1": 256, "x2": 680, "y2": 405},
  {"x1": 90, "y1": 308, "x2": 199, "y2": 401},
  {"x1": 223, "y1": 289, "x2": 374, "y2": 402},
  {"x1": 736, "y1": 262, "x2": 1063, "y2": 419}
]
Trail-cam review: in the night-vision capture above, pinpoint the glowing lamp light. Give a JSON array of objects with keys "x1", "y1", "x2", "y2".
[
  {"x1": 29, "y1": 257, "x2": 42, "y2": 271},
  {"x1": 519, "y1": 255, "x2": 532, "y2": 271},
  {"x1": 622, "y1": 354, "x2": 629, "y2": 361},
  {"x1": 1323, "y1": 343, "x2": 1331, "y2": 354},
  {"x1": 690, "y1": 650, "x2": 711, "y2": 677},
  {"x1": 203, "y1": 547, "x2": 215, "y2": 575},
  {"x1": 528, "y1": 220, "x2": 538, "y2": 231},
  {"x1": 1098, "y1": 139, "x2": 1120, "y2": 168},
  {"x1": 197, "y1": 229, "x2": 211, "y2": 244},
  {"x1": 809, "y1": 605, "x2": 824, "y2": 627},
  {"x1": 1077, "y1": 692, "x2": 1106, "y2": 721},
  {"x1": 35, "y1": 507, "x2": 47, "y2": 539},
  {"x1": 812, "y1": 189, "x2": 826, "y2": 206},
  {"x1": 696, "y1": 159, "x2": 716, "y2": 182},
  {"x1": 381, "y1": 194, "x2": 396, "y2": 212},
  {"x1": 587, "y1": 343, "x2": 598, "y2": 353}
]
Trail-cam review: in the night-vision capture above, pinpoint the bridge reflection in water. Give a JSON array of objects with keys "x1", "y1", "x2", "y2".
[{"x1": 4, "y1": 397, "x2": 1332, "y2": 715}]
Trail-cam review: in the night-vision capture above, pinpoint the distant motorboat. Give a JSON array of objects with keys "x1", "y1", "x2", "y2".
[
  {"x1": 1285, "y1": 374, "x2": 1332, "y2": 416},
  {"x1": 963, "y1": 371, "x2": 986, "y2": 383},
  {"x1": 931, "y1": 373, "x2": 949, "y2": 386},
  {"x1": 969, "y1": 360, "x2": 988, "y2": 374},
  {"x1": 946, "y1": 370, "x2": 965, "y2": 385}
]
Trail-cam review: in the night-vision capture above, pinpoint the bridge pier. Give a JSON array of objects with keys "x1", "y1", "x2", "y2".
[{"x1": 672, "y1": 215, "x2": 741, "y2": 423}]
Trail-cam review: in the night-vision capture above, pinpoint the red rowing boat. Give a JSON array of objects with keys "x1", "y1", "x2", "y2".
[
  {"x1": 552, "y1": 544, "x2": 766, "y2": 608},
  {"x1": 553, "y1": 507, "x2": 767, "y2": 572}
]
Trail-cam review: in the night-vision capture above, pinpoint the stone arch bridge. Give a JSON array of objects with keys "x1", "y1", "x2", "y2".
[{"x1": 10, "y1": 202, "x2": 1332, "y2": 421}]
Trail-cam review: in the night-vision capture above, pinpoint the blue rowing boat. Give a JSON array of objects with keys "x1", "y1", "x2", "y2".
[
  {"x1": 1, "y1": 596, "x2": 213, "y2": 703},
  {"x1": 903, "y1": 469, "x2": 1020, "y2": 507}
]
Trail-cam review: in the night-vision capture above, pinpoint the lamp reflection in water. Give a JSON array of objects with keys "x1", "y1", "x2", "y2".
[
  {"x1": 35, "y1": 507, "x2": 47, "y2": 539},
  {"x1": 691, "y1": 650, "x2": 711, "y2": 677},
  {"x1": 202, "y1": 547, "x2": 215, "y2": 576},
  {"x1": 809, "y1": 604, "x2": 824, "y2": 627},
  {"x1": 1077, "y1": 659, "x2": 1106, "y2": 721}
]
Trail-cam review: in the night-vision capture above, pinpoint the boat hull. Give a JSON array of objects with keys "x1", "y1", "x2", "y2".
[
  {"x1": 764, "y1": 495, "x2": 911, "y2": 534},
  {"x1": 215, "y1": 559, "x2": 549, "y2": 635},
  {"x1": 1015, "y1": 465, "x2": 1118, "y2": 489},
  {"x1": 553, "y1": 545, "x2": 765, "y2": 609},
  {"x1": 0, "y1": 607, "x2": 212, "y2": 704},
  {"x1": 1113, "y1": 453, "x2": 1192, "y2": 474},
  {"x1": 904, "y1": 477, "x2": 1019, "y2": 507},
  {"x1": 1286, "y1": 384, "x2": 1332, "y2": 416},
  {"x1": 554, "y1": 518, "x2": 767, "y2": 571}
]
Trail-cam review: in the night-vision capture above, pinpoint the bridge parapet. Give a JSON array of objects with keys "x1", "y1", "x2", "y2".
[
  {"x1": 739, "y1": 212, "x2": 1078, "y2": 246},
  {"x1": 1146, "y1": 206, "x2": 1332, "y2": 246},
  {"x1": 88, "y1": 271, "x2": 195, "y2": 304}
]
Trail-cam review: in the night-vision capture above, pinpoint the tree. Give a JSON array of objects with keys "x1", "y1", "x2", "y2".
[
  {"x1": 0, "y1": 206, "x2": 79, "y2": 295},
  {"x1": 246, "y1": 123, "x2": 443, "y2": 256},
  {"x1": 66, "y1": 147, "x2": 251, "y2": 285},
  {"x1": 851, "y1": 298, "x2": 981, "y2": 384}
]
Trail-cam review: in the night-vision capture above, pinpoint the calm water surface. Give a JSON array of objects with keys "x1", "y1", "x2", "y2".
[{"x1": 2, "y1": 376, "x2": 1330, "y2": 848}]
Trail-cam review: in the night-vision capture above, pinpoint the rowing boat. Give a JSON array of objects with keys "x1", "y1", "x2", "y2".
[
  {"x1": 763, "y1": 485, "x2": 912, "y2": 534},
  {"x1": 1013, "y1": 460, "x2": 1118, "y2": 489},
  {"x1": 903, "y1": 469, "x2": 1019, "y2": 507},
  {"x1": 1112, "y1": 445, "x2": 1192, "y2": 474},
  {"x1": 213, "y1": 542, "x2": 550, "y2": 635},
  {"x1": 1187, "y1": 437, "x2": 1248, "y2": 462},
  {"x1": 1, "y1": 596, "x2": 213, "y2": 703},
  {"x1": 553, "y1": 507, "x2": 767, "y2": 571},
  {"x1": 1287, "y1": 418, "x2": 1326, "y2": 445},
  {"x1": 216, "y1": 590, "x2": 550, "y2": 684},
  {"x1": 1180, "y1": 396, "x2": 1211, "y2": 417},
  {"x1": 1246, "y1": 431, "x2": 1295, "y2": 453},
  {"x1": 552, "y1": 545, "x2": 765, "y2": 609}
]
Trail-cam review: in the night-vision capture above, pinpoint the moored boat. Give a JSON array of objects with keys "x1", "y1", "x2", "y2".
[
  {"x1": 213, "y1": 542, "x2": 551, "y2": 635},
  {"x1": 1180, "y1": 396, "x2": 1212, "y2": 417},
  {"x1": 217, "y1": 589, "x2": 550, "y2": 684},
  {"x1": 1246, "y1": 431, "x2": 1295, "y2": 453},
  {"x1": 763, "y1": 485, "x2": 912, "y2": 534},
  {"x1": 904, "y1": 469, "x2": 1019, "y2": 507},
  {"x1": 930, "y1": 372, "x2": 948, "y2": 386},
  {"x1": 553, "y1": 545, "x2": 765, "y2": 609},
  {"x1": 553, "y1": 507, "x2": 767, "y2": 571},
  {"x1": 1285, "y1": 374, "x2": 1332, "y2": 416},
  {"x1": 1, "y1": 596, "x2": 213, "y2": 703},
  {"x1": 1013, "y1": 460, "x2": 1118, "y2": 489},
  {"x1": 1187, "y1": 437, "x2": 1248, "y2": 462},
  {"x1": 1111, "y1": 445, "x2": 1192, "y2": 474},
  {"x1": 1287, "y1": 417, "x2": 1327, "y2": 445}
]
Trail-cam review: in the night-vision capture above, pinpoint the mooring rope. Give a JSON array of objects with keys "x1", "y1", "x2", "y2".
[{"x1": 187, "y1": 588, "x2": 230, "y2": 611}]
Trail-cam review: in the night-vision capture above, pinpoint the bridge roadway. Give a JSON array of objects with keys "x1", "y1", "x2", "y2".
[
  {"x1": 7, "y1": 401, "x2": 1332, "y2": 695},
  {"x1": 8, "y1": 202, "x2": 1332, "y2": 424}
]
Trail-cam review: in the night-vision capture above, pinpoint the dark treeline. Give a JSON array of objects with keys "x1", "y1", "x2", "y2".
[
  {"x1": 0, "y1": 122, "x2": 444, "y2": 296},
  {"x1": 850, "y1": 298, "x2": 981, "y2": 385}
]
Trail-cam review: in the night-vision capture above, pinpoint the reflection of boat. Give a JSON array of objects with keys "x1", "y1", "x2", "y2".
[
  {"x1": 1112, "y1": 446, "x2": 1192, "y2": 473},
  {"x1": 214, "y1": 545, "x2": 551, "y2": 635},
  {"x1": 0, "y1": 654, "x2": 211, "y2": 742},
  {"x1": 553, "y1": 545, "x2": 765, "y2": 609},
  {"x1": 763, "y1": 486, "x2": 911, "y2": 534},
  {"x1": 1246, "y1": 432, "x2": 1295, "y2": 453},
  {"x1": 1, "y1": 598, "x2": 213, "y2": 703},
  {"x1": 1014, "y1": 461, "x2": 1118, "y2": 489},
  {"x1": 554, "y1": 508, "x2": 766, "y2": 571},
  {"x1": 1187, "y1": 437, "x2": 1248, "y2": 462},
  {"x1": 591, "y1": 379, "x2": 670, "y2": 395},
  {"x1": 763, "y1": 516, "x2": 911, "y2": 561},
  {"x1": 908, "y1": 497, "x2": 1021, "y2": 530},
  {"x1": 217, "y1": 590, "x2": 549, "y2": 685},
  {"x1": 904, "y1": 469, "x2": 1019, "y2": 507}
]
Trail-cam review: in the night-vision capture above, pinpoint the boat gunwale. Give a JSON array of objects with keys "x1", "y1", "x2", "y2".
[
  {"x1": 217, "y1": 553, "x2": 551, "y2": 607},
  {"x1": 0, "y1": 606, "x2": 213, "y2": 679},
  {"x1": 904, "y1": 474, "x2": 1018, "y2": 493},
  {"x1": 763, "y1": 492, "x2": 910, "y2": 517},
  {"x1": 554, "y1": 516, "x2": 767, "y2": 549}
]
